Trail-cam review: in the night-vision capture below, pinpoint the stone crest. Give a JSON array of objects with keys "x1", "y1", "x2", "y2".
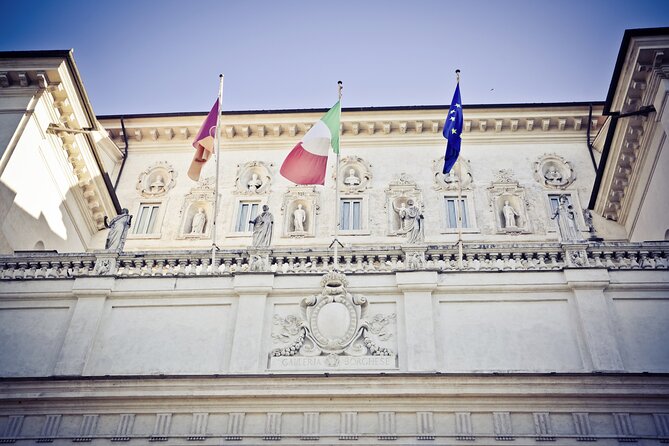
[
  {"x1": 269, "y1": 272, "x2": 396, "y2": 370},
  {"x1": 235, "y1": 160, "x2": 272, "y2": 194},
  {"x1": 433, "y1": 157, "x2": 473, "y2": 191},
  {"x1": 136, "y1": 161, "x2": 176, "y2": 197},
  {"x1": 534, "y1": 154, "x2": 575, "y2": 189}
]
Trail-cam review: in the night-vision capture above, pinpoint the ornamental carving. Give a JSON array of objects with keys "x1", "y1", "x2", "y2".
[
  {"x1": 136, "y1": 161, "x2": 176, "y2": 197},
  {"x1": 280, "y1": 186, "x2": 320, "y2": 238},
  {"x1": 488, "y1": 172, "x2": 532, "y2": 234},
  {"x1": 270, "y1": 272, "x2": 396, "y2": 359},
  {"x1": 177, "y1": 177, "x2": 214, "y2": 239},
  {"x1": 235, "y1": 161, "x2": 272, "y2": 194},
  {"x1": 433, "y1": 157, "x2": 473, "y2": 191},
  {"x1": 384, "y1": 173, "x2": 423, "y2": 236},
  {"x1": 533, "y1": 154, "x2": 575, "y2": 189},
  {"x1": 338, "y1": 156, "x2": 372, "y2": 192}
]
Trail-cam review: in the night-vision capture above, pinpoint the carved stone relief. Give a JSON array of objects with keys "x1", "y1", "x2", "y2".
[
  {"x1": 235, "y1": 161, "x2": 272, "y2": 194},
  {"x1": 488, "y1": 170, "x2": 532, "y2": 234},
  {"x1": 433, "y1": 157, "x2": 473, "y2": 191},
  {"x1": 338, "y1": 156, "x2": 372, "y2": 193},
  {"x1": 136, "y1": 162, "x2": 176, "y2": 197},
  {"x1": 384, "y1": 173, "x2": 423, "y2": 236},
  {"x1": 280, "y1": 186, "x2": 320, "y2": 238},
  {"x1": 177, "y1": 177, "x2": 214, "y2": 239},
  {"x1": 534, "y1": 154, "x2": 575, "y2": 189},
  {"x1": 269, "y1": 271, "x2": 397, "y2": 371}
]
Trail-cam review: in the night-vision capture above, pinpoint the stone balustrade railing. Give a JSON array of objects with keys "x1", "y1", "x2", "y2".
[{"x1": 0, "y1": 242, "x2": 666, "y2": 280}]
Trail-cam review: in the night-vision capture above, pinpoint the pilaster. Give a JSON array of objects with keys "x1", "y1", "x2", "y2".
[
  {"x1": 53, "y1": 277, "x2": 114, "y2": 376},
  {"x1": 564, "y1": 268, "x2": 624, "y2": 372},
  {"x1": 228, "y1": 273, "x2": 274, "y2": 373},
  {"x1": 395, "y1": 271, "x2": 438, "y2": 372}
]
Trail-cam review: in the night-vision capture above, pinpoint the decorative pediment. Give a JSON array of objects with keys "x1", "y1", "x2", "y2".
[
  {"x1": 533, "y1": 154, "x2": 575, "y2": 189},
  {"x1": 235, "y1": 161, "x2": 273, "y2": 195},
  {"x1": 136, "y1": 161, "x2": 177, "y2": 197},
  {"x1": 433, "y1": 157, "x2": 473, "y2": 191}
]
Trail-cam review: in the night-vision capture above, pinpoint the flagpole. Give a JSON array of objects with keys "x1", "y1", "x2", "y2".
[
  {"x1": 211, "y1": 74, "x2": 224, "y2": 270},
  {"x1": 332, "y1": 81, "x2": 343, "y2": 271},
  {"x1": 454, "y1": 70, "x2": 464, "y2": 269}
]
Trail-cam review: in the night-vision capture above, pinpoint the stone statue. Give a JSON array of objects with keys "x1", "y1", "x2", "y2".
[
  {"x1": 250, "y1": 205, "x2": 273, "y2": 247},
  {"x1": 392, "y1": 201, "x2": 410, "y2": 231},
  {"x1": 104, "y1": 209, "x2": 132, "y2": 251},
  {"x1": 247, "y1": 173, "x2": 262, "y2": 192},
  {"x1": 551, "y1": 195, "x2": 581, "y2": 242},
  {"x1": 149, "y1": 175, "x2": 165, "y2": 193},
  {"x1": 544, "y1": 166, "x2": 564, "y2": 186},
  {"x1": 399, "y1": 199, "x2": 424, "y2": 244},
  {"x1": 344, "y1": 168, "x2": 360, "y2": 186},
  {"x1": 190, "y1": 208, "x2": 206, "y2": 234},
  {"x1": 502, "y1": 200, "x2": 519, "y2": 228},
  {"x1": 293, "y1": 204, "x2": 306, "y2": 232}
]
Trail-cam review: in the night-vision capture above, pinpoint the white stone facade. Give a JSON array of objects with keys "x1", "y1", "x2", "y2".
[{"x1": 1, "y1": 30, "x2": 669, "y2": 445}]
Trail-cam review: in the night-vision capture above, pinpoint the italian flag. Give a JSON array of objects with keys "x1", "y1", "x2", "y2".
[{"x1": 280, "y1": 101, "x2": 340, "y2": 185}]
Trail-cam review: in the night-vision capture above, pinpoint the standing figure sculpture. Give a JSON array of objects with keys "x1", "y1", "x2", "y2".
[
  {"x1": 399, "y1": 199, "x2": 424, "y2": 244},
  {"x1": 190, "y1": 208, "x2": 207, "y2": 234},
  {"x1": 551, "y1": 195, "x2": 581, "y2": 242},
  {"x1": 104, "y1": 209, "x2": 132, "y2": 251},
  {"x1": 293, "y1": 204, "x2": 306, "y2": 232},
  {"x1": 250, "y1": 205, "x2": 273, "y2": 247},
  {"x1": 502, "y1": 200, "x2": 519, "y2": 228}
]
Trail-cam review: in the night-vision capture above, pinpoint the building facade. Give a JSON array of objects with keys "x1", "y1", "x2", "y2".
[{"x1": 0, "y1": 29, "x2": 668, "y2": 445}]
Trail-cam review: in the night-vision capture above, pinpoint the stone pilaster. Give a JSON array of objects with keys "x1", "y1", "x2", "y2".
[
  {"x1": 53, "y1": 277, "x2": 113, "y2": 376},
  {"x1": 396, "y1": 271, "x2": 438, "y2": 372},
  {"x1": 229, "y1": 273, "x2": 274, "y2": 373},
  {"x1": 564, "y1": 268, "x2": 624, "y2": 371}
]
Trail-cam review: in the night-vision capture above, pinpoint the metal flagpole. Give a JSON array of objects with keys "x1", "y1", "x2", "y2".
[
  {"x1": 211, "y1": 74, "x2": 224, "y2": 270},
  {"x1": 455, "y1": 70, "x2": 464, "y2": 269},
  {"x1": 330, "y1": 81, "x2": 344, "y2": 271}
]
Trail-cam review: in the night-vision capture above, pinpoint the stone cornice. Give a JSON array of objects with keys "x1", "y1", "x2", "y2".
[{"x1": 98, "y1": 105, "x2": 604, "y2": 149}]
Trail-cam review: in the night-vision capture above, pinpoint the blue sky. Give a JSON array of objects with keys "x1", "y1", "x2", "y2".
[{"x1": 2, "y1": 1, "x2": 668, "y2": 115}]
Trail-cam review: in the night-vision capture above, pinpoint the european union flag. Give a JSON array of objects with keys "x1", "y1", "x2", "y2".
[{"x1": 442, "y1": 83, "x2": 463, "y2": 174}]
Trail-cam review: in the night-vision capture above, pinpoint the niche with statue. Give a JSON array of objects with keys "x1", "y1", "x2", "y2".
[
  {"x1": 178, "y1": 180, "x2": 214, "y2": 239},
  {"x1": 281, "y1": 186, "x2": 320, "y2": 238},
  {"x1": 487, "y1": 172, "x2": 532, "y2": 234},
  {"x1": 235, "y1": 160, "x2": 273, "y2": 195}
]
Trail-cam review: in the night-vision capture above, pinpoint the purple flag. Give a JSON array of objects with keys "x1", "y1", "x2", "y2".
[{"x1": 188, "y1": 100, "x2": 219, "y2": 181}]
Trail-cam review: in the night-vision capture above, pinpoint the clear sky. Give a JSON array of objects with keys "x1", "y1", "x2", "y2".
[{"x1": 2, "y1": 0, "x2": 668, "y2": 115}]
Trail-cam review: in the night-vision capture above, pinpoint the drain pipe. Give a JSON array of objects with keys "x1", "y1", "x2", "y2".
[
  {"x1": 586, "y1": 104, "x2": 597, "y2": 171},
  {"x1": 113, "y1": 117, "x2": 129, "y2": 190}
]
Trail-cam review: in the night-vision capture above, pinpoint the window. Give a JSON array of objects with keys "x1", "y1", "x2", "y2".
[
  {"x1": 235, "y1": 202, "x2": 260, "y2": 232},
  {"x1": 340, "y1": 199, "x2": 362, "y2": 231},
  {"x1": 549, "y1": 193, "x2": 571, "y2": 214},
  {"x1": 444, "y1": 197, "x2": 469, "y2": 229},
  {"x1": 134, "y1": 204, "x2": 160, "y2": 234}
]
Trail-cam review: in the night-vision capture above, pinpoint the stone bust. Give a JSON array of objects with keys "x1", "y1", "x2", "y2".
[
  {"x1": 248, "y1": 173, "x2": 262, "y2": 192},
  {"x1": 344, "y1": 169, "x2": 360, "y2": 186}
]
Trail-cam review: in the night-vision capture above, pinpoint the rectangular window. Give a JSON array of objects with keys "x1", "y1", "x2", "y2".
[
  {"x1": 235, "y1": 202, "x2": 259, "y2": 232},
  {"x1": 134, "y1": 204, "x2": 160, "y2": 234},
  {"x1": 340, "y1": 199, "x2": 362, "y2": 230},
  {"x1": 549, "y1": 194, "x2": 571, "y2": 214},
  {"x1": 445, "y1": 197, "x2": 469, "y2": 229}
]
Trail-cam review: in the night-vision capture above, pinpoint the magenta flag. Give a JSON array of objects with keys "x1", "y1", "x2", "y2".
[{"x1": 188, "y1": 100, "x2": 220, "y2": 181}]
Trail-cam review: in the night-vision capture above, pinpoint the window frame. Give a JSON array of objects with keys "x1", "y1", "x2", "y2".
[
  {"x1": 229, "y1": 199, "x2": 264, "y2": 238},
  {"x1": 441, "y1": 194, "x2": 478, "y2": 234},
  {"x1": 338, "y1": 195, "x2": 369, "y2": 235},
  {"x1": 127, "y1": 200, "x2": 165, "y2": 240}
]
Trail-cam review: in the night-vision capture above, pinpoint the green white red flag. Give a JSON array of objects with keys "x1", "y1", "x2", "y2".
[{"x1": 280, "y1": 101, "x2": 340, "y2": 185}]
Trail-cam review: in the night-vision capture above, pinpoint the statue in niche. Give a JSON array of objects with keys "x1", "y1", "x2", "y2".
[
  {"x1": 399, "y1": 199, "x2": 424, "y2": 244},
  {"x1": 293, "y1": 204, "x2": 306, "y2": 232},
  {"x1": 502, "y1": 200, "x2": 520, "y2": 228},
  {"x1": 104, "y1": 209, "x2": 132, "y2": 251},
  {"x1": 343, "y1": 168, "x2": 360, "y2": 186},
  {"x1": 250, "y1": 205, "x2": 273, "y2": 247},
  {"x1": 551, "y1": 195, "x2": 581, "y2": 242},
  {"x1": 190, "y1": 208, "x2": 207, "y2": 234},
  {"x1": 247, "y1": 173, "x2": 263, "y2": 192},
  {"x1": 391, "y1": 201, "x2": 410, "y2": 231},
  {"x1": 544, "y1": 166, "x2": 565, "y2": 186},
  {"x1": 149, "y1": 175, "x2": 166, "y2": 193}
]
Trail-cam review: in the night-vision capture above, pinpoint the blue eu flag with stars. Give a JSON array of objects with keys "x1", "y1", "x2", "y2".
[{"x1": 442, "y1": 83, "x2": 463, "y2": 174}]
